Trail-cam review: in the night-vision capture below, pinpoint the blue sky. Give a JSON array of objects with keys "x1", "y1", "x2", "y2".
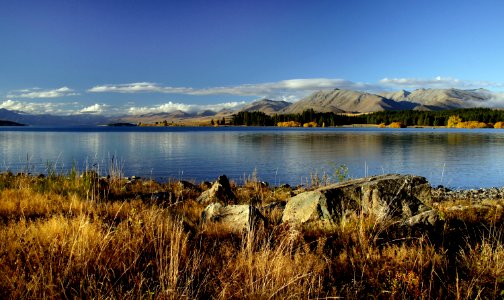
[{"x1": 2, "y1": 0, "x2": 504, "y2": 115}]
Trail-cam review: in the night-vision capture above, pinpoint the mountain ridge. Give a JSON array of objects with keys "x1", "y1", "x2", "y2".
[
  {"x1": 0, "y1": 88, "x2": 501, "y2": 125},
  {"x1": 280, "y1": 87, "x2": 498, "y2": 114}
]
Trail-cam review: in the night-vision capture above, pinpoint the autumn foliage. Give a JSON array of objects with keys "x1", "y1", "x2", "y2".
[
  {"x1": 277, "y1": 121, "x2": 301, "y2": 127},
  {"x1": 388, "y1": 121, "x2": 406, "y2": 128}
]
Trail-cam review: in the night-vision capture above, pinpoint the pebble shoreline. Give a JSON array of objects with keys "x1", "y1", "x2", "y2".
[{"x1": 432, "y1": 186, "x2": 504, "y2": 202}]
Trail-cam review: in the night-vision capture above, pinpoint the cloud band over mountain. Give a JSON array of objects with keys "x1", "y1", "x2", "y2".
[
  {"x1": 7, "y1": 87, "x2": 79, "y2": 99},
  {"x1": 87, "y1": 79, "x2": 379, "y2": 98},
  {"x1": 380, "y1": 77, "x2": 504, "y2": 90},
  {"x1": 4, "y1": 77, "x2": 504, "y2": 115}
]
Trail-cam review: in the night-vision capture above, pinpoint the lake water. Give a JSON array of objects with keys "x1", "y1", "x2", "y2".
[{"x1": 1, "y1": 126, "x2": 504, "y2": 189}]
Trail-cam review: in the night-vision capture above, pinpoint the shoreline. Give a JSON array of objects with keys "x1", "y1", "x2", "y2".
[{"x1": 4, "y1": 170, "x2": 504, "y2": 200}]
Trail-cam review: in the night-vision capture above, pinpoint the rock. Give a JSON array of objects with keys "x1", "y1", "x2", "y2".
[
  {"x1": 201, "y1": 203, "x2": 266, "y2": 232},
  {"x1": 405, "y1": 210, "x2": 441, "y2": 227},
  {"x1": 261, "y1": 201, "x2": 286, "y2": 212},
  {"x1": 260, "y1": 201, "x2": 286, "y2": 221},
  {"x1": 178, "y1": 180, "x2": 195, "y2": 190},
  {"x1": 432, "y1": 186, "x2": 504, "y2": 202},
  {"x1": 281, "y1": 191, "x2": 341, "y2": 230},
  {"x1": 201, "y1": 181, "x2": 212, "y2": 189},
  {"x1": 197, "y1": 175, "x2": 236, "y2": 205},
  {"x1": 282, "y1": 174, "x2": 432, "y2": 229}
]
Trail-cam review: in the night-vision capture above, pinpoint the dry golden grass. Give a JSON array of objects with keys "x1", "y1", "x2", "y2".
[{"x1": 0, "y1": 172, "x2": 502, "y2": 299}]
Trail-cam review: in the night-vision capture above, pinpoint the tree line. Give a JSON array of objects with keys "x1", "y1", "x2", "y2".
[
  {"x1": 231, "y1": 108, "x2": 504, "y2": 127},
  {"x1": 231, "y1": 110, "x2": 367, "y2": 126}
]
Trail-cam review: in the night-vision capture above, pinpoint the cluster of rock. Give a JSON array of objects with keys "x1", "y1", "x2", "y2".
[
  {"x1": 281, "y1": 174, "x2": 439, "y2": 230},
  {"x1": 198, "y1": 175, "x2": 266, "y2": 232},
  {"x1": 198, "y1": 174, "x2": 444, "y2": 233},
  {"x1": 432, "y1": 186, "x2": 504, "y2": 202}
]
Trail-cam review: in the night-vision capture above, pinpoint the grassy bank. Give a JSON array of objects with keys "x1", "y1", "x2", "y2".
[{"x1": 0, "y1": 172, "x2": 502, "y2": 299}]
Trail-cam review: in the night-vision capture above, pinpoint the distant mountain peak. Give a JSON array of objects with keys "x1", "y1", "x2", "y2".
[
  {"x1": 240, "y1": 98, "x2": 292, "y2": 115},
  {"x1": 281, "y1": 87, "x2": 500, "y2": 114},
  {"x1": 0, "y1": 108, "x2": 111, "y2": 126},
  {"x1": 281, "y1": 89, "x2": 413, "y2": 114}
]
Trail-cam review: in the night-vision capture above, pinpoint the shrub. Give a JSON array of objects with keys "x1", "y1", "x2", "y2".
[
  {"x1": 447, "y1": 115, "x2": 462, "y2": 128},
  {"x1": 277, "y1": 121, "x2": 301, "y2": 127},
  {"x1": 388, "y1": 122, "x2": 406, "y2": 128},
  {"x1": 302, "y1": 122, "x2": 318, "y2": 127},
  {"x1": 456, "y1": 121, "x2": 491, "y2": 129}
]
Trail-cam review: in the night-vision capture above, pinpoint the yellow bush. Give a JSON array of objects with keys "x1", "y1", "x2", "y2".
[
  {"x1": 494, "y1": 122, "x2": 504, "y2": 128},
  {"x1": 277, "y1": 121, "x2": 301, "y2": 127},
  {"x1": 388, "y1": 122, "x2": 406, "y2": 128},
  {"x1": 378, "y1": 123, "x2": 386, "y2": 128},
  {"x1": 303, "y1": 122, "x2": 318, "y2": 127},
  {"x1": 447, "y1": 115, "x2": 462, "y2": 128},
  {"x1": 455, "y1": 121, "x2": 490, "y2": 129}
]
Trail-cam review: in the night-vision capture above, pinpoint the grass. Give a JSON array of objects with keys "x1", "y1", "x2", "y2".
[{"x1": 0, "y1": 171, "x2": 502, "y2": 299}]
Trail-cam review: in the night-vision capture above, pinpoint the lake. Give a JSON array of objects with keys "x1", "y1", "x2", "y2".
[{"x1": 1, "y1": 126, "x2": 504, "y2": 189}]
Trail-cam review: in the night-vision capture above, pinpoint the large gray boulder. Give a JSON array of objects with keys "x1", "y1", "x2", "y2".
[
  {"x1": 196, "y1": 175, "x2": 237, "y2": 205},
  {"x1": 201, "y1": 203, "x2": 266, "y2": 232},
  {"x1": 282, "y1": 174, "x2": 432, "y2": 228}
]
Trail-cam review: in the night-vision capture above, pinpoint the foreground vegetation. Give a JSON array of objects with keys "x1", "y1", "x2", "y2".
[
  {"x1": 232, "y1": 108, "x2": 504, "y2": 128},
  {"x1": 0, "y1": 171, "x2": 502, "y2": 299}
]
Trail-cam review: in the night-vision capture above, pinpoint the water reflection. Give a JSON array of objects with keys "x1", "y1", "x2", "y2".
[{"x1": 1, "y1": 128, "x2": 504, "y2": 188}]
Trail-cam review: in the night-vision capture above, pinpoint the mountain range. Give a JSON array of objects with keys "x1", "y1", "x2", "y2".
[
  {"x1": 0, "y1": 108, "x2": 110, "y2": 126},
  {"x1": 249, "y1": 88, "x2": 497, "y2": 115},
  {"x1": 0, "y1": 88, "x2": 500, "y2": 126}
]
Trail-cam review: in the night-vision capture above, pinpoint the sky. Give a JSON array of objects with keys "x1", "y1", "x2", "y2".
[{"x1": 2, "y1": 0, "x2": 504, "y2": 115}]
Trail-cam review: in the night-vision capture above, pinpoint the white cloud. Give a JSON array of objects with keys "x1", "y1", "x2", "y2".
[
  {"x1": 79, "y1": 103, "x2": 109, "y2": 114},
  {"x1": 7, "y1": 87, "x2": 79, "y2": 98},
  {"x1": 0, "y1": 99, "x2": 74, "y2": 114},
  {"x1": 127, "y1": 101, "x2": 247, "y2": 115},
  {"x1": 0, "y1": 98, "x2": 246, "y2": 116},
  {"x1": 88, "y1": 78, "x2": 379, "y2": 101},
  {"x1": 189, "y1": 78, "x2": 379, "y2": 96},
  {"x1": 0, "y1": 99, "x2": 113, "y2": 115},
  {"x1": 88, "y1": 82, "x2": 194, "y2": 94},
  {"x1": 380, "y1": 76, "x2": 504, "y2": 90}
]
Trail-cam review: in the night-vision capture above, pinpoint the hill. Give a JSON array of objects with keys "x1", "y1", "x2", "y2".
[
  {"x1": 280, "y1": 88, "x2": 498, "y2": 114},
  {"x1": 280, "y1": 89, "x2": 417, "y2": 114},
  {"x1": 404, "y1": 88, "x2": 493, "y2": 110},
  {"x1": 379, "y1": 88, "x2": 494, "y2": 110},
  {"x1": 0, "y1": 119, "x2": 25, "y2": 126},
  {"x1": 240, "y1": 99, "x2": 292, "y2": 114},
  {"x1": 0, "y1": 108, "x2": 110, "y2": 126}
]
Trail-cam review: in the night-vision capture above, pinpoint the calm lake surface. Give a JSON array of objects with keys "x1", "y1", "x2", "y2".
[{"x1": 1, "y1": 126, "x2": 504, "y2": 189}]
